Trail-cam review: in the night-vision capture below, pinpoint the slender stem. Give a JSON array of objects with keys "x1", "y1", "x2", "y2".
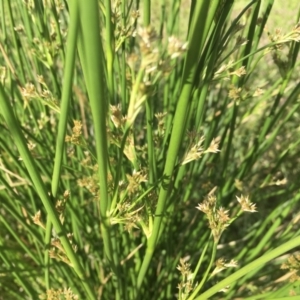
[
  {"x1": 143, "y1": 0, "x2": 150, "y2": 26},
  {"x1": 188, "y1": 240, "x2": 217, "y2": 300},
  {"x1": 105, "y1": 0, "x2": 115, "y2": 100},
  {"x1": 137, "y1": 0, "x2": 219, "y2": 288}
]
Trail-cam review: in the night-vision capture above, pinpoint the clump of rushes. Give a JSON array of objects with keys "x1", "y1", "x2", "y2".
[{"x1": 1, "y1": 1, "x2": 300, "y2": 300}]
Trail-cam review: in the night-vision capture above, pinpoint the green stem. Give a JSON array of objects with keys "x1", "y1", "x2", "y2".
[
  {"x1": 105, "y1": 0, "x2": 114, "y2": 100},
  {"x1": 137, "y1": 0, "x2": 219, "y2": 289},
  {"x1": 188, "y1": 240, "x2": 217, "y2": 300}
]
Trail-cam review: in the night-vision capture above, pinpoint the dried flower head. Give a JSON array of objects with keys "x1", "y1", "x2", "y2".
[
  {"x1": 32, "y1": 210, "x2": 45, "y2": 229},
  {"x1": 110, "y1": 104, "x2": 124, "y2": 128},
  {"x1": 205, "y1": 138, "x2": 221, "y2": 154},
  {"x1": 253, "y1": 88, "x2": 264, "y2": 97},
  {"x1": 177, "y1": 257, "x2": 192, "y2": 277},
  {"x1": 211, "y1": 258, "x2": 238, "y2": 277},
  {"x1": 49, "y1": 234, "x2": 77, "y2": 266},
  {"x1": 55, "y1": 192, "x2": 69, "y2": 220},
  {"x1": 182, "y1": 135, "x2": 220, "y2": 165},
  {"x1": 228, "y1": 85, "x2": 242, "y2": 101},
  {"x1": 167, "y1": 36, "x2": 188, "y2": 59},
  {"x1": 40, "y1": 287, "x2": 79, "y2": 300},
  {"x1": 236, "y1": 195, "x2": 257, "y2": 212},
  {"x1": 65, "y1": 120, "x2": 84, "y2": 146},
  {"x1": 126, "y1": 170, "x2": 147, "y2": 196},
  {"x1": 274, "y1": 178, "x2": 287, "y2": 186},
  {"x1": 177, "y1": 257, "x2": 194, "y2": 298},
  {"x1": 196, "y1": 192, "x2": 217, "y2": 215},
  {"x1": 196, "y1": 189, "x2": 232, "y2": 242},
  {"x1": 229, "y1": 66, "x2": 246, "y2": 77},
  {"x1": 217, "y1": 207, "x2": 231, "y2": 224},
  {"x1": 281, "y1": 253, "x2": 300, "y2": 282},
  {"x1": 27, "y1": 140, "x2": 36, "y2": 151},
  {"x1": 21, "y1": 83, "x2": 36, "y2": 109},
  {"x1": 114, "y1": 6, "x2": 139, "y2": 51},
  {"x1": 182, "y1": 135, "x2": 205, "y2": 165},
  {"x1": 77, "y1": 173, "x2": 99, "y2": 198},
  {"x1": 138, "y1": 26, "x2": 158, "y2": 54}
]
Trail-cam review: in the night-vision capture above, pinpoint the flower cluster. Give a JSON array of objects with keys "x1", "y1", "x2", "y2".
[
  {"x1": 113, "y1": 2, "x2": 139, "y2": 52},
  {"x1": 196, "y1": 191, "x2": 231, "y2": 243},
  {"x1": 281, "y1": 253, "x2": 300, "y2": 283},
  {"x1": 210, "y1": 258, "x2": 238, "y2": 277},
  {"x1": 236, "y1": 195, "x2": 257, "y2": 213},
  {"x1": 49, "y1": 233, "x2": 77, "y2": 266},
  {"x1": 65, "y1": 120, "x2": 84, "y2": 146},
  {"x1": 177, "y1": 257, "x2": 194, "y2": 299},
  {"x1": 181, "y1": 134, "x2": 220, "y2": 165},
  {"x1": 39, "y1": 287, "x2": 78, "y2": 300}
]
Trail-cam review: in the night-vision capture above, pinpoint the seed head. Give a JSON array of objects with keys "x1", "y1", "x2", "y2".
[{"x1": 236, "y1": 195, "x2": 257, "y2": 212}]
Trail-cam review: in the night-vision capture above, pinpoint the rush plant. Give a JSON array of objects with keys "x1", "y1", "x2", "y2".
[{"x1": 0, "y1": 0, "x2": 300, "y2": 299}]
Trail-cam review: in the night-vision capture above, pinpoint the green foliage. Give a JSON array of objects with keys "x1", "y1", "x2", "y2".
[{"x1": 0, "y1": 0, "x2": 300, "y2": 299}]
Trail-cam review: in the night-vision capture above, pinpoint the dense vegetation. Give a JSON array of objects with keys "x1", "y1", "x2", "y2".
[{"x1": 1, "y1": 0, "x2": 300, "y2": 299}]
